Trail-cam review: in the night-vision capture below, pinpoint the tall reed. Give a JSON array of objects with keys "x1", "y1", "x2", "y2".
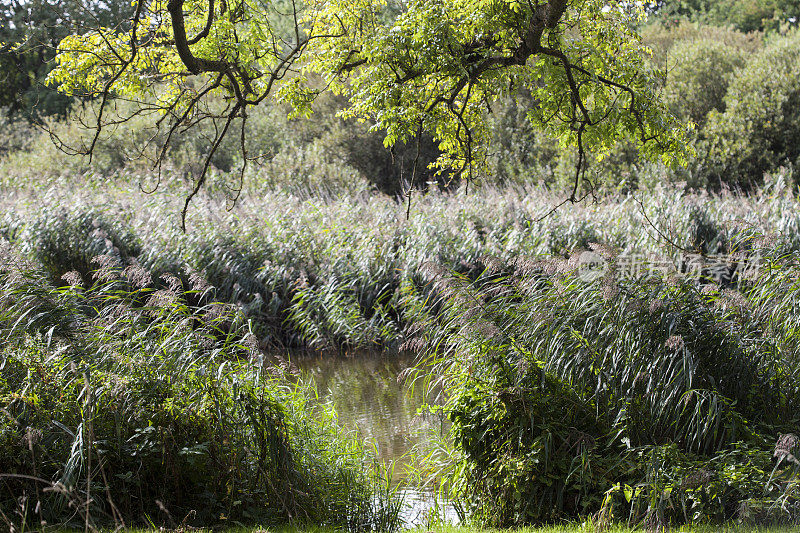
[
  {"x1": 0, "y1": 244, "x2": 402, "y2": 531},
  {"x1": 3, "y1": 177, "x2": 800, "y2": 352}
]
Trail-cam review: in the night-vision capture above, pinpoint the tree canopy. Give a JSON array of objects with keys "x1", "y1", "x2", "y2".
[
  {"x1": 44, "y1": 0, "x2": 691, "y2": 222},
  {"x1": 649, "y1": 0, "x2": 800, "y2": 33},
  {"x1": 0, "y1": 0, "x2": 131, "y2": 116}
]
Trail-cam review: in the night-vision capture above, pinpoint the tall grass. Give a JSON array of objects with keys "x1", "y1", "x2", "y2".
[
  {"x1": 3, "y1": 175, "x2": 800, "y2": 352},
  {"x1": 0, "y1": 245, "x2": 401, "y2": 531},
  {"x1": 4, "y1": 176, "x2": 800, "y2": 529},
  {"x1": 403, "y1": 240, "x2": 800, "y2": 527}
]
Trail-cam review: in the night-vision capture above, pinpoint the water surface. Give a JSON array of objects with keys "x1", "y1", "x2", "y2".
[
  {"x1": 292, "y1": 353, "x2": 458, "y2": 526},
  {"x1": 294, "y1": 353, "x2": 444, "y2": 466}
]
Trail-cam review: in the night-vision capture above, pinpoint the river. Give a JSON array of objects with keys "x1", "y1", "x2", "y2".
[{"x1": 293, "y1": 353, "x2": 460, "y2": 527}]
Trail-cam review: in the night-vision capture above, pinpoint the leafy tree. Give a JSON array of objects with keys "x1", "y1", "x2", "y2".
[
  {"x1": 45, "y1": 0, "x2": 689, "y2": 223},
  {"x1": 704, "y1": 30, "x2": 800, "y2": 189},
  {"x1": 0, "y1": 0, "x2": 132, "y2": 117},
  {"x1": 650, "y1": 0, "x2": 800, "y2": 33}
]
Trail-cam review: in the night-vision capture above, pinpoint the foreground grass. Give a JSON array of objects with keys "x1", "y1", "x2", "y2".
[
  {"x1": 54, "y1": 525, "x2": 800, "y2": 533},
  {"x1": 0, "y1": 258, "x2": 401, "y2": 529}
]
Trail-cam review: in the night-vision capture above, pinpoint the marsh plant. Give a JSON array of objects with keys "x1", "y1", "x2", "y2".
[
  {"x1": 0, "y1": 245, "x2": 402, "y2": 531},
  {"x1": 4, "y1": 181, "x2": 800, "y2": 529},
  {"x1": 404, "y1": 241, "x2": 800, "y2": 528},
  {"x1": 3, "y1": 175, "x2": 800, "y2": 354}
]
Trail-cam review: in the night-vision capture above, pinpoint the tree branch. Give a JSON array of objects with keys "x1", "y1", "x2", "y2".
[
  {"x1": 187, "y1": 0, "x2": 216, "y2": 45},
  {"x1": 167, "y1": 0, "x2": 231, "y2": 75}
]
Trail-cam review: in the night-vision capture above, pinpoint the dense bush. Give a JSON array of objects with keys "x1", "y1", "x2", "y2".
[
  {"x1": 641, "y1": 21, "x2": 762, "y2": 66},
  {"x1": 484, "y1": 93, "x2": 565, "y2": 187},
  {"x1": 663, "y1": 39, "x2": 747, "y2": 127},
  {"x1": 0, "y1": 248, "x2": 401, "y2": 531},
  {"x1": 322, "y1": 120, "x2": 451, "y2": 197},
  {"x1": 0, "y1": 100, "x2": 259, "y2": 180},
  {"x1": 0, "y1": 109, "x2": 37, "y2": 157},
  {"x1": 704, "y1": 31, "x2": 800, "y2": 188},
  {"x1": 650, "y1": 0, "x2": 800, "y2": 33},
  {"x1": 0, "y1": 92, "x2": 451, "y2": 197}
]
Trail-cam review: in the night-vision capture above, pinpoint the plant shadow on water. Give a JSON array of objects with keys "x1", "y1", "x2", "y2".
[{"x1": 292, "y1": 352, "x2": 459, "y2": 527}]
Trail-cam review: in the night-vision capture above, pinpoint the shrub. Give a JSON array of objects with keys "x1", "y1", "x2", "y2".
[
  {"x1": 290, "y1": 92, "x2": 453, "y2": 196},
  {"x1": 663, "y1": 39, "x2": 748, "y2": 127},
  {"x1": 484, "y1": 93, "x2": 563, "y2": 187},
  {"x1": 641, "y1": 21, "x2": 762, "y2": 67},
  {"x1": 0, "y1": 108, "x2": 37, "y2": 156},
  {"x1": 649, "y1": 0, "x2": 800, "y2": 34},
  {"x1": 704, "y1": 31, "x2": 800, "y2": 188},
  {"x1": 323, "y1": 120, "x2": 450, "y2": 197},
  {"x1": 0, "y1": 97, "x2": 280, "y2": 182},
  {"x1": 483, "y1": 93, "x2": 643, "y2": 191}
]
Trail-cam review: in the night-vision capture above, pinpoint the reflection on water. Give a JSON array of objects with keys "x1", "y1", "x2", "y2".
[
  {"x1": 294, "y1": 353, "x2": 444, "y2": 465},
  {"x1": 293, "y1": 353, "x2": 458, "y2": 527}
]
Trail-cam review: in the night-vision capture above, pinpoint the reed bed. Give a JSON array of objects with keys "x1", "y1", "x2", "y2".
[
  {"x1": 4, "y1": 177, "x2": 800, "y2": 529},
  {"x1": 402, "y1": 236, "x2": 800, "y2": 527},
  {"x1": 0, "y1": 243, "x2": 401, "y2": 531},
  {"x1": 2, "y1": 176, "x2": 800, "y2": 352}
]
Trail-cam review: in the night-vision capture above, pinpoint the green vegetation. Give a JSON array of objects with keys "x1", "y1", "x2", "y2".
[
  {"x1": 4, "y1": 25, "x2": 800, "y2": 195},
  {"x1": 2, "y1": 177, "x2": 799, "y2": 352},
  {"x1": 3, "y1": 180, "x2": 800, "y2": 529},
  {"x1": 0, "y1": 240, "x2": 401, "y2": 530},
  {"x1": 703, "y1": 31, "x2": 800, "y2": 189},
  {"x1": 649, "y1": 0, "x2": 800, "y2": 33},
  {"x1": 0, "y1": 0, "x2": 131, "y2": 117},
  {"x1": 42, "y1": 0, "x2": 688, "y2": 209},
  {"x1": 47, "y1": 525, "x2": 800, "y2": 533},
  {"x1": 412, "y1": 245, "x2": 800, "y2": 526},
  {"x1": 3, "y1": 1, "x2": 800, "y2": 532}
]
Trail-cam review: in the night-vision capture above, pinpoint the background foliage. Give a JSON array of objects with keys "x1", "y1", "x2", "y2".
[{"x1": 3, "y1": 26, "x2": 799, "y2": 194}]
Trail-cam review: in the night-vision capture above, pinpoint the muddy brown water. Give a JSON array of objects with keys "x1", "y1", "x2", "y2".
[{"x1": 292, "y1": 353, "x2": 459, "y2": 527}]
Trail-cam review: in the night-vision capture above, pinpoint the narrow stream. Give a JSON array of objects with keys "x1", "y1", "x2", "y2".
[{"x1": 293, "y1": 353, "x2": 459, "y2": 527}]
